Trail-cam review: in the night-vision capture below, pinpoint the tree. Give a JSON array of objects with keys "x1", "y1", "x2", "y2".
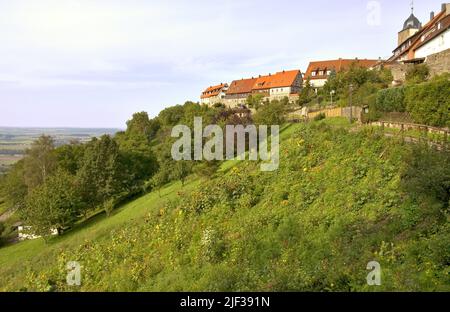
[
  {"x1": 173, "y1": 161, "x2": 192, "y2": 186},
  {"x1": 2, "y1": 160, "x2": 27, "y2": 209},
  {"x1": 126, "y1": 111, "x2": 160, "y2": 141},
  {"x1": 22, "y1": 169, "x2": 82, "y2": 238},
  {"x1": 76, "y1": 135, "x2": 123, "y2": 213},
  {"x1": 23, "y1": 135, "x2": 56, "y2": 190},
  {"x1": 253, "y1": 100, "x2": 286, "y2": 125},
  {"x1": 151, "y1": 168, "x2": 170, "y2": 197},
  {"x1": 246, "y1": 94, "x2": 264, "y2": 110},
  {"x1": 55, "y1": 140, "x2": 84, "y2": 175},
  {"x1": 298, "y1": 78, "x2": 315, "y2": 106},
  {"x1": 116, "y1": 131, "x2": 158, "y2": 194}
]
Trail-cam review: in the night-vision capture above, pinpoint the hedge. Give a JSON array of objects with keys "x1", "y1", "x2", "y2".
[
  {"x1": 404, "y1": 76, "x2": 450, "y2": 128},
  {"x1": 374, "y1": 87, "x2": 406, "y2": 112}
]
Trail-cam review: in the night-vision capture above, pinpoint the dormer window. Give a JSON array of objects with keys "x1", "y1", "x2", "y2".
[
  {"x1": 319, "y1": 71, "x2": 324, "y2": 76},
  {"x1": 311, "y1": 72, "x2": 316, "y2": 77},
  {"x1": 327, "y1": 70, "x2": 331, "y2": 75}
]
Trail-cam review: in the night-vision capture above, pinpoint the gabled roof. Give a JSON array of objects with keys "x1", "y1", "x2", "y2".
[
  {"x1": 226, "y1": 77, "x2": 258, "y2": 95},
  {"x1": 304, "y1": 59, "x2": 379, "y2": 80},
  {"x1": 201, "y1": 83, "x2": 228, "y2": 99},
  {"x1": 413, "y1": 13, "x2": 450, "y2": 51},
  {"x1": 253, "y1": 70, "x2": 302, "y2": 90}
]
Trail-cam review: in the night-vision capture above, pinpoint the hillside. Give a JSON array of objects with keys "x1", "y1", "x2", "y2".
[{"x1": 0, "y1": 119, "x2": 448, "y2": 291}]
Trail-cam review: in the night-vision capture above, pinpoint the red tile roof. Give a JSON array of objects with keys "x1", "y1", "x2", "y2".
[
  {"x1": 304, "y1": 59, "x2": 379, "y2": 80},
  {"x1": 201, "y1": 83, "x2": 228, "y2": 99},
  {"x1": 253, "y1": 70, "x2": 302, "y2": 90},
  {"x1": 226, "y1": 77, "x2": 258, "y2": 95}
]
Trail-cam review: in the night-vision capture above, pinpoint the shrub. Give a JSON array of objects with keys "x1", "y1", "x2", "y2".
[
  {"x1": 404, "y1": 75, "x2": 450, "y2": 127},
  {"x1": 406, "y1": 64, "x2": 429, "y2": 84},
  {"x1": 374, "y1": 87, "x2": 406, "y2": 113}
]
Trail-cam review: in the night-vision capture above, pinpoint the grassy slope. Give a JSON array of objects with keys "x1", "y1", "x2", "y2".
[{"x1": 0, "y1": 119, "x2": 448, "y2": 291}]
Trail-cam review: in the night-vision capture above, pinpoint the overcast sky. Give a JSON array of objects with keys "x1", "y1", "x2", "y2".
[{"x1": 0, "y1": 0, "x2": 444, "y2": 128}]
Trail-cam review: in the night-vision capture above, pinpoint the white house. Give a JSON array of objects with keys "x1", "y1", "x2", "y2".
[{"x1": 200, "y1": 83, "x2": 228, "y2": 106}]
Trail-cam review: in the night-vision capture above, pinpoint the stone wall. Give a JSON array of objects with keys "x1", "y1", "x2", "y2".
[
  {"x1": 389, "y1": 48, "x2": 450, "y2": 84},
  {"x1": 426, "y1": 48, "x2": 450, "y2": 77}
]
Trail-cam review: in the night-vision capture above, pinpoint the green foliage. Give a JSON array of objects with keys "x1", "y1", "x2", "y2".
[
  {"x1": 23, "y1": 135, "x2": 56, "y2": 190},
  {"x1": 116, "y1": 131, "x2": 158, "y2": 194},
  {"x1": 253, "y1": 100, "x2": 286, "y2": 125},
  {"x1": 405, "y1": 64, "x2": 430, "y2": 84},
  {"x1": 374, "y1": 87, "x2": 406, "y2": 112},
  {"x1": 103, "y1": 198, "x2": 116, "y2": 218},
  {"x1": 1, "y1": 160, "x2": 27, "y2": 209},
  {"x1": 173, "y1": 161, "x2": 192, "y2": 186},
  {"x1": 404, "y1": 75, "x2": 450, "y2": 127},
  {"x1": 323, "y1": 65, "x2": 391, "y2": 105},
  {"x1": 192, "y1": 161, "x2": 220, "y2": 178},
  {"x1": 0, "y1": 123, "x2": 449, "y2": 291},
  {"x1": 22, "y1": 169, "x2": 82, "y2": 238},
  {"x1": 246, "y1": 94, "x2": 264, "y2": 110},
  {"x1": 55, "y1": 141, "x2": 84, "y2": 175},
  {"x1": 76, "y1": 135, "x2": 124, "y2": 211},
  {"x1": 298, "y1": 78, "x2": 315, "y2": 106},
  {"x1": 126, "y1": 111, "x2": 160, "y2": 141}
]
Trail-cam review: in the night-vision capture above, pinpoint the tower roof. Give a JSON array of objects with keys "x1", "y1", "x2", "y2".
[{"x1": 403, "y1": 13, "x2": 421, "y2": 30}]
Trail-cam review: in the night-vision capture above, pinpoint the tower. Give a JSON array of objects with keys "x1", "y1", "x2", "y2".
[{"x1": 398, "y1": 1, "x2": 422, "y2": 46}]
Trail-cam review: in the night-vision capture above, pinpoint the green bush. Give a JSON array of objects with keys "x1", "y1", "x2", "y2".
[
  {"x1": 404, "y1": 75, "x2": 450, "y2": 127},
  {"x1": 405, "y1": 64, "x2": 430, "y2": 84},
  {"x1": 374, "y1": 87, "x2": 406, "y2": 112}
]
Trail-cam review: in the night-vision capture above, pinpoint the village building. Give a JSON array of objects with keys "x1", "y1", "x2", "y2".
[
  {"x1": 303, "y1": 58, "x2": 380, "y2": 91},
  {"x1": 223, "y1": 77, "x2": 257, "y2": 108},
  {"x1": 209, "y1": 70, "x2": 302, "y2": 108},
  {"x1": 253, "y1": 70, "x2": 303, "y2": 102},
  {"x1": 389, "y1": 3, "x2": 450, "y2": 63},
  {"x1": 200, "y1": 83, "x2": 228, "y2": 106},
  {"x1": 385, "y1": 3, "x2": 450, "y2": 84}
]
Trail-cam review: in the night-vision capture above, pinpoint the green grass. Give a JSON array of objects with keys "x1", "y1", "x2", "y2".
[
  {"x1": 0, "y1": 120, "x2": 448, "y2": 291},
  {"x1": 0, "y1": 179, "x2": 197, "y2": 266}
]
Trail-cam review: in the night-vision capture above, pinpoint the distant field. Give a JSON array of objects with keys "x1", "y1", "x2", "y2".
[{"x1": 0, "y1": 127, "x2": 121, "y2": 170}]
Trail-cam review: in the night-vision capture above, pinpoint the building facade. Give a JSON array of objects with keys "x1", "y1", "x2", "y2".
[
  {"x1": 389, "y1": 3, "x2": 450, "y2": 63},
  {"x1": 223, "y1": 77, "x2": 257, "y2": 108},
  {"x1": 200, "y1": 83, "x2": 228, "y2": 106},
  {"x1": 216, "y1": 70, "x2": 302, "y2": 108},
  {"x1": 303, "y1": 59, "x2": 380, "y2": 91}
]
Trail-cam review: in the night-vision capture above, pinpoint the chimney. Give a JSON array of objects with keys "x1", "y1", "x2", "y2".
[
  {"x1": 430, "y1": 11, "x2": 435, "y2": 20},
  {"x1": 442, "y1": 3, "x2": 446, "y2": 12}
]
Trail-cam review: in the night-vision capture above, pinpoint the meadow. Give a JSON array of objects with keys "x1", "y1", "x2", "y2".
[{"x1": 0, "y1": 119, "x2": 448, "y2": 291}]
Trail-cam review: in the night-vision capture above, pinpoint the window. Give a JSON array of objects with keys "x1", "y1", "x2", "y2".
[
  {"x1": 311, "y1": 72, "x2": 316, "y2": 77},
  {"x1": 327, "y1": 70, "x2": 331, "y2": 75},
  {"x1": 319, "y1": 71, "x2": 324, "y2": 76}
]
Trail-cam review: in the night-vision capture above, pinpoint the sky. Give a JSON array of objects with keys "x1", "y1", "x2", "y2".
[{"x1": 0, "y1": 0, "x2": 445, "y2": 128}]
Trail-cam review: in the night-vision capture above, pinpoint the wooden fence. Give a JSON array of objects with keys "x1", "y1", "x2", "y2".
[{"x1": 287, "y1": 106, "x2": 363, "y2": 121}]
